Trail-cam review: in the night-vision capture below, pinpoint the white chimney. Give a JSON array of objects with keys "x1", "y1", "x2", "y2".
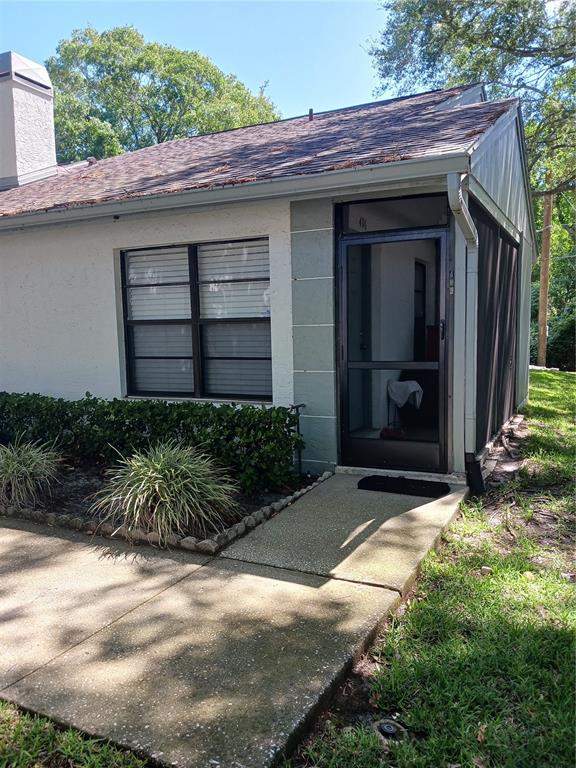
[{"x1": 0, "y1": 51, "x2": 57, "y2": 190}]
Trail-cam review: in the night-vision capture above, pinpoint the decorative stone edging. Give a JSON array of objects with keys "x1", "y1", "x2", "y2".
[{"x1": 0, "y1": 471, "x2": 334, "y2": 554}]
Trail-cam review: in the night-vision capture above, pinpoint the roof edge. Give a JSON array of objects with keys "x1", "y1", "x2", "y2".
[
  {"x1": 0, "y1": 152, "x2": 471, "y2": 231},
  {"x1": 466, "y1": 99, "x2": 519, "y2": 155}
]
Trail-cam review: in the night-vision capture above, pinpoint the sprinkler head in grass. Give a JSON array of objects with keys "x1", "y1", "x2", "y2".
[
  {"x1": 372, "y1": 718, "x2": 408, "y2": 743},
  {"x1": 379, "y1": 721, "x2": 399, "y2": 737}
]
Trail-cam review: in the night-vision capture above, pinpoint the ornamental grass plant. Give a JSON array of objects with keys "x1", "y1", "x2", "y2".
[
  {"x1": 0, "y1": 436, "x2": 60, "y2": 509},
  {"x1": 90, "y1": 440, "x2": 238, "y2": 545}
]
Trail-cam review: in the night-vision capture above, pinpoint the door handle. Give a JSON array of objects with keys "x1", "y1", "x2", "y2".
[{"x1": 440, "y1": 320, "x2": 445, "y2": 340}]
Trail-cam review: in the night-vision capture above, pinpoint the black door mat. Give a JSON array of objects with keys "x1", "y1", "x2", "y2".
[{"x1": 357, "y1": 475, "x2": 451, "y2": 498}]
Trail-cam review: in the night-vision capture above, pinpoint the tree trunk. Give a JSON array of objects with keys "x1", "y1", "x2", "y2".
[{"x1": 537, "y1": 183, "x2": 554, "y2": 367}]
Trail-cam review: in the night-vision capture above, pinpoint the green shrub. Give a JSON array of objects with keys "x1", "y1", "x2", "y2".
[
  {"x1": 0, "y1": 393, "x2": 302, "y2": 494},
  {"x1": 0, "y1": 436, "x2": 60, "y2": 509},
  {"x1": 547, "y1": 312, "x2": 575, "y2": 371},
  {"x1": 90, "y1": 441, "x2": 238, "y2": 545},
  {"x1": 530, "y1": 314, "x2": 574, "y2": 371}
]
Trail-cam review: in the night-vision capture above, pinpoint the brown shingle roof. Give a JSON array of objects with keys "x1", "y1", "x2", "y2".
[{"x1": 0, "y1": 86, "x2": 516, "y2": 218}]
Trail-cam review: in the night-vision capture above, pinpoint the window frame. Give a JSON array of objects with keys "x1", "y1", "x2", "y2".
[{"x1": 121, "y1": 238, "x2": 272, "y2": 401}]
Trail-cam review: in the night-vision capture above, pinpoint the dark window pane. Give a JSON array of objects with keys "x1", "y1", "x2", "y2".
[
  {"x1": 132, "y1": 324, "x2": 193, "y2": 358},
  {"x1": 414, "y1": 261, "x2": 426, "y2": 290},
  {"x1": 204, "y1": 359, "x2": 272, "y2": 398},
  {"x1": 203, "y1": 322, "x2": 271, "y2": 358},
  {"x1": 343, "y1": 196, "x2": 449, "y2": 233},
  {"x1": 133, "y1": 359, "x2": 194, "y2": 393},
  {"x1": 348, "y1": 368, "x2": 438, "y2": 442},
  {"x1": 414, "y1": 292, "x2": 425, "y2": 317}
]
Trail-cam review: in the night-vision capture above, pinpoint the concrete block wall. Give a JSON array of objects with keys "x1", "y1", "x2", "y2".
[{"x1": 291, "y1": 199, "x2": 338, "y2": 473}]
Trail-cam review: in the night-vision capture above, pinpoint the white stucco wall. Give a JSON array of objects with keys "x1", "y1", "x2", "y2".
[
  {"x1": 0, "y1": 80, "x2": 56, "y2": 187},
  {"x1": 0, "y1": 85, "x2": 18, "y2": 180},
  {"x1": 0, "y1": 199, "x2": 294, "y2": 405}
]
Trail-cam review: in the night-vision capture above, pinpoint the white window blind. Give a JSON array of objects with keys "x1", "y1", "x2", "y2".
[
  {"x1": 198, "y1": 239, "x2": 271, "y2": 320},
  {"x1": 199, "y1": 282, "x2": 270, "y2": 319},
  {"x1": 128, "y1": 284, "x2": 192, "y2": 320},
  {"x1": 197, "y1": 240, "x2": 269, "y2": 281},
  {"x1": 127, "y1": 248, "x2": 189, "y2": 284}
]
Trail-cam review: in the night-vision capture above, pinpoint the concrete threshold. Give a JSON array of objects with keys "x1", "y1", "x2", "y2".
[{"x1": 336, "y1": 464, "x2": 468, "y2": 486}]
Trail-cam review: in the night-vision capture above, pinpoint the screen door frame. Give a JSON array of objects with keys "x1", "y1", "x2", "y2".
[{"x1": 337, "y1": 227, "x2": 451, "y2": 473}]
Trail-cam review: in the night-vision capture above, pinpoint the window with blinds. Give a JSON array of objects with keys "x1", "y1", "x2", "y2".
[{"x1": 122, "y1": 238, "x2": 272, "y2": 399}]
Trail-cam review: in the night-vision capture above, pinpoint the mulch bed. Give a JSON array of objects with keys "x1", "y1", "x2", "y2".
[
  {"x1": 5, "y1": 463, "x2": 330, "y2": 553},
  {"x1": 43, "y1": 463, "x2": 315, "y2": 528}
]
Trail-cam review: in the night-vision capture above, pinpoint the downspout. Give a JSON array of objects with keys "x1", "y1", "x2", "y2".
[{"x1": 447, "y1": 174, "x2": 485, "y2": 494}]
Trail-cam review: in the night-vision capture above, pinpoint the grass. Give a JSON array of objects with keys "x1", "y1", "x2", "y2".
[
  {"x1": 0, "y1": 701, "x2": 147, "y2": 768},
  {"x1": 295, "y1": 370, "x2": 575, "y2": 768}
]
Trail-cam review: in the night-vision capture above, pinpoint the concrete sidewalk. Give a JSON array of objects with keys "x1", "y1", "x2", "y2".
[
  {"x1": 223, "y1": 474, "x2": 466, "y2": 594},
  {"x1": 0, "y1": 476, "x2": 466, "y2": 767}
]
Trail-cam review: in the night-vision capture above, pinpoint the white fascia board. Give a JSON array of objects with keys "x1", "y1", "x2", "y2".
[{"x1": 0, "y1": 152, "x2": 470, "y2": 232}]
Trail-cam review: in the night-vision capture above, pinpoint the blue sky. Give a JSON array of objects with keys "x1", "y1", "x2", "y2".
[{"x1": 0, "y1": 1, "x2": 388, "y2": 117}]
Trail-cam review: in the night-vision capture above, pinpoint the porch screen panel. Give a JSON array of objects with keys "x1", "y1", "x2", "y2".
[
  {"x1": 122, "y1": 239, "x2": 271, "y2": 399},
  {"x1": 197, "y1": 239, "x2": 272, "y2": 398},
  {"x1": 471, "y1": 201, "x2": 519, "y2": 453}
]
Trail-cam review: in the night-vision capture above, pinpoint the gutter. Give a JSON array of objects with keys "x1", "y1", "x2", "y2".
[
  {"x1": 0, "y1": 152, "x2": 470, "y2": 232},
  {"x1": 447, "y1": 173, "x2": 484, "y2": 494}
]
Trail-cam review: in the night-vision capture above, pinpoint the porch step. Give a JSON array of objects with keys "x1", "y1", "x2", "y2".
[{"x1": 336, "y1": 465, "x2": 468, "y2": 488}]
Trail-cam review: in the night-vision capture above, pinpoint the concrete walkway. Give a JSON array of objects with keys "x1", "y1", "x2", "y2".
[{"x1": 0, "y1": 476, "x2": 466, "y2": 767}]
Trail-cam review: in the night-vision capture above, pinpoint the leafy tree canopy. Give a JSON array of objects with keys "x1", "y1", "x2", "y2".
[
  {"x1": 370, "y1": 0, "x2": 575, "y2": 196},
  {"x1": 47, "y1": 26, "x2": 279, "y2": 163}
]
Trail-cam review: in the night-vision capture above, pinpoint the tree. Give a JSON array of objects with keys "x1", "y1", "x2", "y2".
[
  {"x1": 370, "y1": 0, "x2": 575, "y2": 194},
  {"x1": 370, "y1": 0, "x2": 575, "y2": 367},
  {"x1": 537, "y1": 178, "x2": 554, "y2": 365},
  {"x1": 47, "y1": 26, "x2": 279, "y2": 163},
  {"x1": 531, "y1": 185, "x2": 576, "y2": 369}
]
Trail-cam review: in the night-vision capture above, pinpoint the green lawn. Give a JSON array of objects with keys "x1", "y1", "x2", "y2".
[
  {"x1": 295, "y1": 370, "x2": 576, "y2": 768},
  {"x1": 0, "y1": 701, "x2": 147, "y2": 768}
]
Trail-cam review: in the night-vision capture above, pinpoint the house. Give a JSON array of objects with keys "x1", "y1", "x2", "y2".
[{"x1": 0, "y1": 51, "x2": 535, "y2": 490}]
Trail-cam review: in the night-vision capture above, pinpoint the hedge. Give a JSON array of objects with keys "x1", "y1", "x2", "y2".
[{"x1": 0, "y1": 392, "x2": 303, "y2": 495}]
